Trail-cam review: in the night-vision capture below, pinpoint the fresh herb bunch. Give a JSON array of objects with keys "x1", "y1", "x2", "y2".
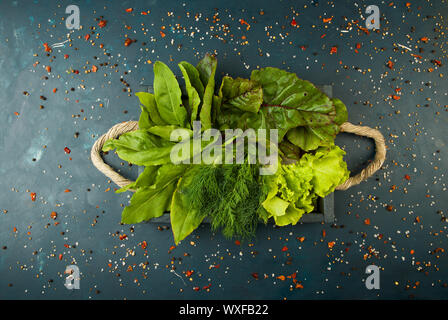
[
  {"x1": 186, "y1": 163, "x2": 265, "y2": 239},
  {"x1": 103, "y1": 54, "x2": 350, "y2": 244}
]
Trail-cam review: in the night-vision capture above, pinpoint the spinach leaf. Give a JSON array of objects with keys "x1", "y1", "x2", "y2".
[
  {"x1": 121, "y1": 185, "x2": 175, "y2": 224},
  {"x1": 197, "y1": 54, "x2": 217, "y2": 130},
  {"x1": 116, "y1": 165, "x2": 160, "y2": 193},
  {"x1": 138, "y1": 105, "x2": 154, "y2": 129},
  {"x1": 121, "y1": 164, "x2": 187, "y2": 224},
  {"x1": 178, "y1": 62, "x2": 202, "y2": 126},
  {"x1": 286, "y1": 98, "x2": 348, "y2": 151},
  {"x1": 219, "y1": 76, "x2": 263, "y2": 113},
  {"x1": 147, "y1": 125, "x2": 193, "y2": 141},
  {"x1": 135, "y1": 92, "x2": 166, "y2": 126},
  {"x1": 170, "y1": 168, "x2": 206, "y2": 244},
  {"x1": 153, "y1": 61, "x2": 187, "y2": 127},
  {"x1": 102, "y1": 129, "x2": 175, "y2": 166}
]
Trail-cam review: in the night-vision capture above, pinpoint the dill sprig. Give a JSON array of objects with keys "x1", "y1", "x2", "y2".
[{"x1": 186, "y1": 163, "x2": 265, "y2": 239}]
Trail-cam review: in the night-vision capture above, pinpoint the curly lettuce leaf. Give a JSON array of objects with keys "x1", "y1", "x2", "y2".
[{"x1": 262, "y1": 145, "x2": 349, "y2": 226}]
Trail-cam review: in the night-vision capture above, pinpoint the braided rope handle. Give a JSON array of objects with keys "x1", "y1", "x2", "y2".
[{"x1": 91, "y1": 121, "x2": 386, "y2": 191}]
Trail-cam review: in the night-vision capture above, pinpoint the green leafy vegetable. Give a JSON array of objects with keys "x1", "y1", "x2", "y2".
[
  {"x1": 153, "y1": 61, "x2": 187, "y2": 127},
  {"x1": 102, "y1": 130, "x2": 175, "y2": 166},
  {"x1": 197, "y1": 54, "x2": 217, "y2": 130},
  {"x1": 219, "y1": 76, "x2": 263, "y2": 113},
  {"x1": 102, "y1": 55, "x2": 351, "y2": 245}
]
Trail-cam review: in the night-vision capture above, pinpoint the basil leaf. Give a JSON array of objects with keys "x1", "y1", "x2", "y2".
[
  {"x1": 135, "y1": 92, "x2": 166, "y2": 125},
  {"x1": 219, "y1": 76, "x2": 263, "y2": 113},
  {"x1": 153, "y1": 61, "x2": 187, "y2": 127}
]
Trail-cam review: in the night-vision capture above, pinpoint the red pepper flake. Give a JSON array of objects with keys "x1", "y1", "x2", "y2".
[
  {"x1": 141, "y1": 11, "x2": 148, "y2": 15},
  {"x1": 125, "y1": 8, "x2": 133, "y2": 13},
  {"x1": 203, "y1": 283, "x2": 212, "y2": 290},
  {"x1": 281, "y1": 246, "x2": 288, "y2": 252},
  {"x1": 59, "y1": 254, "x2": 63, "y2": 260},
  {"x1": 239, "y1": 19, "x2": 250, "y2": 30},
  {"x1": 13, "y1": 227, "x2": 17, "y2": 233},
  {"x1": 251, "y1": 272, "x2": 259, "y2": 280},
  {"x1": 322, "y1": 229, "x2": 326, "y2": 238},
  {"x1": 431, "y1": 59, "x2": 442, "y2": 67},
  {"x1": 323, "y1": 17, "x2": 333, "y2": 23},
  {"x1": 124, "y1": 38, "x2": 134, "y2": 46},
  {"x1": 364, "y1": 218, "x2": 371, "y2": 225},
  {"x1": 91, "y1": 65, "x2": 98, "y2": 73},
  {"x1": 64, "y1": 54, "x2": 69, "y2": 59},
  {"x1": 186, "y1": 270, "x2": 194, "y2": 277},
  {"x1": 140, "y1": 240, "x2": 147, "y2": 250},
  {"x1": 411, "y1": 53, "x2": 422, "y2": 59},
  {"x1": 386, "y1": 60, "x2": 394, "y2": 69},
  {"x1": 330, "y1": 46, "x2": 338, "y2": 54},
  {"x1": 43, "y1": 42, "x2": 52, "y2": 52},
  {"x1": 160, "y1": 31, "x2": 166, "y2": 38},
  {"x1": 295, "y1": 283, "x2": 304, "y2": 289},
  {"x1": 98, "y1": 20, "x2": 107, "y2": 28},
  {"x1": 234, "y1": 240, "x2": 241, "y2": 245},
  {"x1": 73, "y1": 70, "x2": 79, "y2": 74},
  {"x1": 64, "y1": 244, "x2": 70, "y2": 248},
  {"x1": 168, "y1": 245, "x2": 176, "y2": 252},
  {"x1": 420, "y1": 36, "x2": 429, "y2": 43},
  {"x1": 46, "y1": 65, "x2": 51, "y2": 73},
  {"x1": 320, "y1": 33, "x2": 326, "y2": 39},
  {"x1": 50, "y1": 211, "x2": 57, "y2": 220},
  {"x1": 64, "y1": 189, "x2": 71, "y2": 193},
  {"x1": 299, "y1": 45, "x2": 307, "y2": 51},
  {"x1": 30, "y1": 192, "x2": 36, "y2": 201},
  {"x1": 386, "y1": 204, "x2": 394, "y2": 212},
  {"x1": 328, "y1": 241, "x2": 335, "y2": 249},
  {"x1": 119, "y1": 234, "x2": 128, "y2": 240},
  {"x1": 404, "y1": 174, "x2": 411, "y2": 180},
  {"x1": 297, "y1": 236, "x2": 305, "y2": 242},
  {"x1": 193, "y1": 286, "x2": 200, "y2": 291},
  {"x1": 64, "y1": 147, "x2": 71, "y2": 154},
  {"x1": 277, "y1": 275, "x2": 286, "y2": 281},
  {"x1": 84, "y1": 34, "x2": 90, "y2": 41},
  {"x1": 290, "y1": 17, "x2": 297, "y2": 27},
  {"x1": 14, "y1": 112, "x2": 20, "y2": 116},
  {"x1": 391, "y1": 95, "x2": 401, "y2": 100},
  {"x1": 410, "y1": 249, "x2": 415, "y2": 255},
  {"x1": 406, "y1": 2, "x2": 411, "y2": 7}
]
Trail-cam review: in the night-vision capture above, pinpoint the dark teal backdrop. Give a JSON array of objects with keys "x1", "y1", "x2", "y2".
[{"x1": 0, "y1": 0, "x2": 447, "y2": 299}]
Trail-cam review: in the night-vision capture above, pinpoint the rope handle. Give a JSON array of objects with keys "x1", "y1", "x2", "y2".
[{"x1": 91, "y1": 121, "x2": 386, "y2": 191}]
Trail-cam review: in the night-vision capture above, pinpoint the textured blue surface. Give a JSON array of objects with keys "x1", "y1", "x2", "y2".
[{"x1": 0, "y1": 0, "x2": 447, "y2": 299}]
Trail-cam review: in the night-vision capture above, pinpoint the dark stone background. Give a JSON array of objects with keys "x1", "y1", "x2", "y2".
[{"x1": 0, "y1": 0, "x2": 446, "y2": 299}]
